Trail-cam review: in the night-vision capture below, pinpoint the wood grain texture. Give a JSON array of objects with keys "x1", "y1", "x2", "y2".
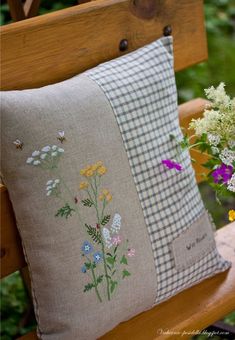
[
  {"x1": 0, "y1": 0, "x2": 207, "y2": 90},
  {"x1": 17, "y1": 222, "x2": 235, "y2": 340}
]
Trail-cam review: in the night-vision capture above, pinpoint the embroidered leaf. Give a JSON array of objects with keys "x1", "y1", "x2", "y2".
[
  {"x1": 85, "y1": 224, "x2": 101, "y2": 244},
  {"x1": 106, "y1": 257, "x2": 115, "y2": 266},
  {"x1": 83, "y1": 282, "x2": 94, "y2": 292},
  {"x1": 112, "y1": 270, "x2": 116, "y2": 276},
  {"x1": 101, "y1": 215, "x2": 111, "y2": 226},
  {"x1": 120, "y1": 255, "x2": 128, "y2": 265},
  {"x1": 55, "y1": 203, "x2": 75, "y2": 219},
  {"x1": 114, "y1": 246, "x2": 118, "y2": 254},
  {"x1": 84, "y1": 262, "x2": 91, "y2": 270},
  {"x1": 96, "y1": 275, "x2": 104, "y2": 285},
  {"x1": 110, "y1": 280, "x2": 118, "y2": 294},
  {"x1": 106, "y1": 253, "x2": 112, "y2": 257},
  {"x1": 122, "y1": 269, "x2": 131, "y2": 279},
  {"x1": 82, "y1": 198, "x2": 93, "y2": 207}
]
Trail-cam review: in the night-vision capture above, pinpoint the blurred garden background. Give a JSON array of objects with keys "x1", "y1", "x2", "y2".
[{"x1": 0, "y1": 0, "x2": 235, "y2": 339}]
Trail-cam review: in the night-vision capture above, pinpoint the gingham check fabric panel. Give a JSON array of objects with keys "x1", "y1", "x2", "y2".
[{"x1": 87, "y1": 37, "x2": 230, "y2": 303}]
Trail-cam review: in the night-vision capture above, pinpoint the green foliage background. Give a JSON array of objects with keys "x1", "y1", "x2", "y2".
[{"x1": 0, "y1": 0, "x2": 235, "y2": 339}]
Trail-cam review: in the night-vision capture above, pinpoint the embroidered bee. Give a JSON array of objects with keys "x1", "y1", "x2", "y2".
[
  {"x1": 57, "y1": 130, "x2": 66, "y2": 143},
  {"x1": 102, "y1": 227, "x2": 112, "y2": 248},
  {"x1": 13, "y1": 139, "x2": 23, "y2": 150},
  {"x1": 111, "y1": 213, "x2": 121, "y2": 234}
]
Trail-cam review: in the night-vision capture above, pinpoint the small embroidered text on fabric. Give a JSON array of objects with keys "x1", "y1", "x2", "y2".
[{"x1": 172, "y1": 211, "x2": 216, "y2": 271}]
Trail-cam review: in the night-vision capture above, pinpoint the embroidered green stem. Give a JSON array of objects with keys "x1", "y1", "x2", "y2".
[{"x1": 85, "y1": 256, "x2": 102, "y2": 303}]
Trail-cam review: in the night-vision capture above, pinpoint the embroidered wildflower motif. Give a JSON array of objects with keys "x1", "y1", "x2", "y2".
[
  {"x1": 57, "y1": 130, "x2": 66, "y2": 143},
  {"x1": 211, "y1": 164, "x2": 233, "y2": 184},
  {"x1": 26, "y1": 150, "x2": 135, "y2": 303},
  {"x1": 93, "y1": 252, "x2": 103, "y2": 263},
  {"x1": 162, "y1": 159, "x2": 183, "y2": 171},
  {"x1": 127, "y1": 248, "x2": 136, "y2": 257},
  {"x1": 13, "y1": 139, "x2": 23, "y2": 150},
  {"x1": 82, "y1": 241, "x2": 94, "y2": 255},
  {"x1": 46, "y1": 179, "x2": 60, "y2": 196}
]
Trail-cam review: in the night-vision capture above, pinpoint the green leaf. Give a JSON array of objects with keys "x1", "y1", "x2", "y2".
[
  {"x1": 106, "y1": 257, "x2": 115, "y2": 266},
  {"x1": 110, "y1": 280, "x2": 118, "y2": 294},
  {"x1": 85, "y1": 224, "x2": 101, "y2": 244},
  {"x1": 83, "y1": 282, "x2": 94, "y2": 292},
  {"x1": 96, "y1": 275, "x2": 104, "y2": 285},
  {"x1": 101, "y1": 215, "x2": 111, "y2": 225},
  {"x1": 122, "y1": 269, "x2": 131, "y2": 279},
  {"x1": 82, "y1": 198, "x2": 93, "y2": 207},
  {"x1": 55, "y1": 203, "x2": 75, "y2": 219},
  {"x1": 120, "y1": 255, "x2": 128, "y2": 265}
]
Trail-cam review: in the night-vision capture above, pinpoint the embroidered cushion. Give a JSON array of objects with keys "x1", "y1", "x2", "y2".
[{"x1": 1, "y1": 37, "x2": 230, "y2": 340}]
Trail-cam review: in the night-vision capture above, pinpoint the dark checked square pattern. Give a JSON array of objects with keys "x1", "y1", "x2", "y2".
[{"x1": 87, "y1": 37, "x2": 230, "y2": 303}]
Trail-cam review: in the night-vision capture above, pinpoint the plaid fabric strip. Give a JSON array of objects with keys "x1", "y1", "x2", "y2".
[{"x1": 86, "y1": 37, "x2": 230, "y2": 303}]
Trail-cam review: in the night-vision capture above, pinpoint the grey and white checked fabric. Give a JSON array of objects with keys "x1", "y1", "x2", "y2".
[{"x1": 87, "y1": 37, "x2": 230, "y2": 303}]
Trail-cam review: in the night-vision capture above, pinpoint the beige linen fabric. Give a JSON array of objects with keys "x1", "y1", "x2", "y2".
[{"x1": 1, "y1": 75, "x2": 157, "y2": 339}]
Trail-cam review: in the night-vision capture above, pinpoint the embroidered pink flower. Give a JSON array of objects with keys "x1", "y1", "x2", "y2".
[
  {"x1": 127, "y1": 248, "x2": 135, "y2": 257},
  {"x1": 112, "y1": 235, "x2": 121, "y2": 246},
  {"x1": 162, "y1": 159, "x2": 183, "y2": 171}
]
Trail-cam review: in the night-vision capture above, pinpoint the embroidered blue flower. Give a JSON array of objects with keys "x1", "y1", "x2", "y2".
[
  {"x1": 81, "y1": 265, "x2": 87, "y2": 273},
  {"x1": 93, "y1": 252, "x2": 103, "y2": 263},
  {"x1": 82, "y1": 241, "x2": 93, "y2": 254}
]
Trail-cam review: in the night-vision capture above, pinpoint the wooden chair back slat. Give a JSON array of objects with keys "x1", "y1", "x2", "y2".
[{"x1": 1, "y1": 0, "x2": 207, "y2": 90}]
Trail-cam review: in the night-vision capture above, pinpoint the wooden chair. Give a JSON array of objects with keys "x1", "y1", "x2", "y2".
[{"x1": 1, "y1": 0, "x2": 235, "y2": 339}]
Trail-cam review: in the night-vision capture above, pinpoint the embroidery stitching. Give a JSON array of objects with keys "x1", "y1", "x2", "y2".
[{"x1": 26, "y1": 146, "x2": 135, "y2": 303}]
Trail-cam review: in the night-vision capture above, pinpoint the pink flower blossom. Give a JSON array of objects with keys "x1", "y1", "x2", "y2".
[
  {"x1": 127, "y1": 248, "x2": 135, "y2": 257},
  {"x1": 112, "y1": 235, "x2": 121, "y2": 246}
]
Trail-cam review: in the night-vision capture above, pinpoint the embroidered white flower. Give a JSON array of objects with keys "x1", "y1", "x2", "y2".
[
  {"x1": 46, "y1": 179, "x2": 60, "y2": 196},
  {"x1": 102, "y1": 227, "x2": 112, "y2": 248},
  {"x1": 111, "y1": 213, "x2": 121, "y2": 234},
  {"x1": 41, "y1": 146, "x2": 51, "y2": 153},
  {"x1": 227, "y1": 174, "x2": 235, "y2": 192},
  {"x1": 26, "y1": 157, "x2": 34, "y2": 164},
  {"x1": 219, "y1": 148, "x2": 235, "y2": 166},
  {"x1": 208, "y1": 134, "x2": 220, "y2": 146},
  {"x1": 26, "y1": 144, "x2": 64, "y2": 168},
  {"x1": 32, "y1": 150, "x2": 40, "y2": 157}
]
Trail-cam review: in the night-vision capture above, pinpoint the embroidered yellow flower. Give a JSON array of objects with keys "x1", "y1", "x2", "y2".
[
  {"x1": 91, "y1": 161, "x2": 103, "y2": 171},
  {"x1": 79, "y1": 182, "x2": 89, "y2": 190},
  {"x1": 228, "y1": 210, "x2": 235, "y2": 222},
  {"x1": 85, "y1": 169, "x2": 94, "y2": 177},
  {"x1": 97, "y1": 165, "x2": 107, "y2": 176},
  {"x1": 99, "y1": 189, "x2": 112, "y2": 202}
]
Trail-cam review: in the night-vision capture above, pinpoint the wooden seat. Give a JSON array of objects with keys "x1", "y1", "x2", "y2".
[{"x1": 1, "y1": 0, "x2": 234, "y2": 339}]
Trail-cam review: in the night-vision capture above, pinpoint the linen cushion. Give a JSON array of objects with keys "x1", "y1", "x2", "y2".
[{"x1": 1, "y1": 36, "x2": 230, "y2": 340}]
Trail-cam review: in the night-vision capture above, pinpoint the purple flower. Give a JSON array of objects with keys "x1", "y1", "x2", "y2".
[
  {"x1": 162, "y1": 159, "x2": 183, "y2": 171},
  {"x1": 81, "y1": 241, "x2": 93, "y2": 255},
  {"x1": 93, "y1": 252, "x2": 103, "y2": 263},
  {"x1": 211, "y1": 164, "x2": 233, "y2": 184}
]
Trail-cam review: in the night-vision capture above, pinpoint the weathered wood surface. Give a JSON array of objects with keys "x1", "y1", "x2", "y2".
[{"x1": 1, "y1": 0, "x2": 207, "y2": 90}]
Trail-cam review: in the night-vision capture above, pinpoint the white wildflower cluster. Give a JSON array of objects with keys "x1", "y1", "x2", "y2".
[
  {"x1": 26, "y1": 145, "x2": 64, "y2": 168},
  {"x1": 205, "y1": 82, "x2": 231, "y2": 110},
  {"x1": 190, "y1": 83, "x2": 235, "y2": 142},
  {"x1": 46, "y1": 179, "x2": 60, "y2": 196},
  {"x1": 219, "y1": 148, "x2": 235, "y2": 166},
  {"x1": 227, "y1": 174, "x2": 235, "y2": 193},
  {"x1": 208, "y1": 134, "x2": 220, "y2": 146}
]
